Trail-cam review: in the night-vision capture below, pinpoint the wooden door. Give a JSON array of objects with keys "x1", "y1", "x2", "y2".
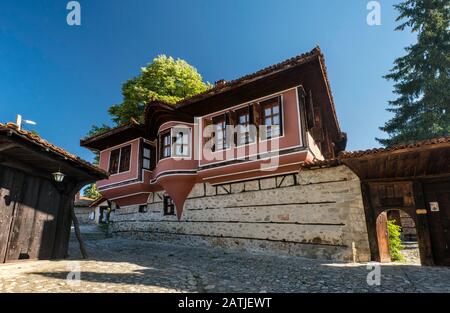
[
  {"x1": 424, "y1": 181, "x2": 450, "y2": 266},
  {"x1": 376, "y1": 212, "x2": 391, "y2": 262},
  {"x1": 0, "y1": 167, "x2": 25, "y2": 263},
  {"x1": 0, "y1": 165, "x2": 62, "y2": 262}
]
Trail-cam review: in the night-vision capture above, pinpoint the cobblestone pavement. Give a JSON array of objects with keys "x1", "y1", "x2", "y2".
[{"x1": 1, "y1": 236, "x2": 450, "y2": 293}]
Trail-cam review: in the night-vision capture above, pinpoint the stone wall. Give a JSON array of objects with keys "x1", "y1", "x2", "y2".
[{"x1": 110, "y1": 165, "x2": 371, "y2": 262}]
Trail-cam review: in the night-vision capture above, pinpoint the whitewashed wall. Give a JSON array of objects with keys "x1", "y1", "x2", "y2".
[{"x1": 110, "y1": 165, "x2": 371, "y2": 262}]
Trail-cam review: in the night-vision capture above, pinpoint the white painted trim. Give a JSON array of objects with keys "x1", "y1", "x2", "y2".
[
  {"x1": 150, "y1": 170, "x2": 198, "y2": 184},
  {"x1": 107, "y1": 142, "x2": 134, "y2": 177},
  {"x1": 199, "y1": 86, "x2": 298, "y2": 119},
  {"x1": 158, "y1": 121, "x2": 195, "y2": 134},
  {"x1": 258, "y1": 94, "x2": 286, "y2": 143},
  {"x1": 171, "y1": 126, "x2": 192, "y2": 160},
  {"x1": 199, "y1": 144, "x2": 305, "y2": 167},
  {"x1": 198, "y1": 148, "x2": 307, "y2": 173}
]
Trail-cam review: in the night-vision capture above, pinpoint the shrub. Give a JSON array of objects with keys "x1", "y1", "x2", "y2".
[{"x1": 387, "y1": 219, "x2": 404, "y2": 261}]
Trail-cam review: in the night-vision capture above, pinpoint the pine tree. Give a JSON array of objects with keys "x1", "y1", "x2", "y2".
[{"x1": 377, "y1": 0, "x2": 450, "y2": 146}]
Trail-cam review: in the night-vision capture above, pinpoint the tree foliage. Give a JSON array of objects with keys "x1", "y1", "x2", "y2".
[
  {"x1": 83, "y1": 183, "x2": 101, "y2": 199},
  {"x1": 387, "y1": 219, "x2": 405, "y2": 261},
  {"x1": 108, "y1": 55, "x2": 211, "y2": 125},
  {"x1": 377, "y1": 0, "x2": 450, "y2": 146}
]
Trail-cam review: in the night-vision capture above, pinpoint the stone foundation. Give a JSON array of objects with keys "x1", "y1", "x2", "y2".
[{"x1": 110, "y1": 165, "x2": 371, "y2": 262}]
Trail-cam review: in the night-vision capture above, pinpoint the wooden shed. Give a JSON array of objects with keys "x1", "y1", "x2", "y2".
[{"x1": 0, "y1": 123, "x2": 107, "y2": 263}]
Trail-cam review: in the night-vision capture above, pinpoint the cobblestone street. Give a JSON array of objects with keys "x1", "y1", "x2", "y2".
[{"x1": 1, "y1": 235, "x2": 450, "y2": 293}]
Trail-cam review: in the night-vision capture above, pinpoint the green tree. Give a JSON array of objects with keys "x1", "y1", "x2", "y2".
[
  {"x1": 83, "y1": 183, "x2": 101, "y2": 199},
  {"x1": 108, "y1": 55, "x2": 211, "y2": 125},
  {"x1": 387, "y1": 219, "x2": 404, "y2": 261},
  {"x1": 377, "y1": 0, "x2": 450, "y2": 146}
]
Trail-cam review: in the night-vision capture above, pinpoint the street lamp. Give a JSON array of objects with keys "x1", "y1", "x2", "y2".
[{"x1": 52, "y1": 166, "x2": 65, "y2": 182}]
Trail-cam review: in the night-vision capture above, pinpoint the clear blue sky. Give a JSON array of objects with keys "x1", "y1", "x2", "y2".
[{"x1": 0, "y1": 0, "x2": 416, "y2": 163}]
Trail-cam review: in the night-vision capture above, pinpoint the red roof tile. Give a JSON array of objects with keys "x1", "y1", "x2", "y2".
[{"x1": 0, "y1": 122, "x2": 108, "y2": 177}]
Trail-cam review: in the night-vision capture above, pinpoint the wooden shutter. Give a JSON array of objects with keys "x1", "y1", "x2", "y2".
[
  {"x1": 306, "y1": 90, "x2": 315, "y2": 130},
  {"x1": 203, "y1": 117, "x2": 215, "y2": 152},
  {"x1": 252, "y1": 103, "x2": 261, "y2": 126}
]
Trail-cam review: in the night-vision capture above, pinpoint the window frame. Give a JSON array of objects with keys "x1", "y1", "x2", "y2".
[
  {"x1": 159, "y1": 131, "x2": 172, "y2": 160},
  {"x1": 172, "y1": 127, "x2": 191, "y2": 158},
  {"x1": 138, "y1": 204, "x2": 148, "y2": 213},
  {"x1": 235, "y1": 105, "x2": 255, "y2": 146},
  {"x1": 259, "y1": 96, "x2": 283, "y2": 141},
  {"x1": 108, "y1": 144, "x2": 132, "y2": 175},
  {"x1": 212, "y1": 114, "x2": 229, "y2": 151},
  {"x1": 142, "y1": 143, "x2": 152, "y2": 170},
  {"x1": 163, "y1": 196, "x2": 175, "y2": 216}
]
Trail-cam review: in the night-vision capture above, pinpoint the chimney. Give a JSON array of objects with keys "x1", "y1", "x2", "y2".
[{"x1": 215, "y1": 79, "x2": 227, "y2": 87}]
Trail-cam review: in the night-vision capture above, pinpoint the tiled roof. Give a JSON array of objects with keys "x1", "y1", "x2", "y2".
[
  {"x1": 0, "y1": 122, "x2": 108, "y2": 177},
  {"x1": 80, "y1": 118, "x2": 143, "y2": 144},
  {"x1": 300, "y1": 136, "x2": 450, "y2": 170},
  {"x1": 300, "y1": 158, "x2": 342, "y2": 169},
  {"x1": 176, "y1": 46, "x2": 325, "y2": 106},
  {"x1": 339, "y1": 136, "x2": 450, "y2": 159}
]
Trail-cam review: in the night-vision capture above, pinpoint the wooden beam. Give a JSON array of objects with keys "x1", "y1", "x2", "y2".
[{"x1": 0, "y1": 143, "x2": 18, "y2": 152}]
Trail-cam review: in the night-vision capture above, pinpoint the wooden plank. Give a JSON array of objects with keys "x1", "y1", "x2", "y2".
[
  {"x1": 0, "y1": 166, "x2": 15, "y2": 262},
  {"x1": 413, "y1": 181, "x2": 435, "y2": 266},
  {"x1": 28, "y1": 180, "x2": 58, "y2": 260},
  {"x1": 1, "y1": 167, "x2": 25, "y2": 263},
  {"x1": 5, "y1": 176, "x2": 41, "y2": 261},
  {"x1": 376, "y1": 211, "x2": 391, "y2": 263},
  {"x1": 360, "y1": 182, "x2": 380, "y2": 261}
]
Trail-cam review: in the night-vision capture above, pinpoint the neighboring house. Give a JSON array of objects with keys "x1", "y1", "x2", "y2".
[
  {"x1": 74, "y1": 193, "x2": 110, "y2": 225},
  {"x1": 0, "y1": 122, "x2": 107, "y2": 263}
]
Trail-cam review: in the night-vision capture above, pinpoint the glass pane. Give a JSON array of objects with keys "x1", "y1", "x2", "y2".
[
  {"x1": 273, "y1": 105, "x2": 279, "y2": 114},
  {"x1": 119, "y1": 145, "x2": 131, "y2": 172},
  {"x1": 264, "y1": 108, "x2": 271, "y2": 116},
  {"x1": 143, "y1": 148, "x2": 151, "y2": 158},
  {"x1": 265, "y1": 117, "x2": 272, "y2": 125},
  {"x1": 143, "y1": 159, "x2": 150, "y2": 169},
  {"x1": 273, "y1": 115, "x2": 280, "y2": 125},
  {"x1": 109, "y1": 149, "x2": 120, "y2": 174}
]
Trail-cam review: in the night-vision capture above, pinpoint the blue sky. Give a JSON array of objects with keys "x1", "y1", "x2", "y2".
[{"x1": 0, "y1": 0, "x2": 416, "y2": 163}]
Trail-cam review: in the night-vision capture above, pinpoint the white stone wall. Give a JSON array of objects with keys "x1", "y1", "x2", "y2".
[{"x1": 110, "y1": 165, "x2": 371, "y2": 262}]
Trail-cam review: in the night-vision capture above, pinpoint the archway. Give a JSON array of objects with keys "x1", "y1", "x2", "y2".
[{"x1": 376, "y1": 209, "x2": 419, "y2": 264}]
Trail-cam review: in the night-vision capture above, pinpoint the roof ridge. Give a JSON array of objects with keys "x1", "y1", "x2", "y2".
[
  {"x1": 173, "y1": 46, "x2": 322, "y2": 108},
  {"x1": 0, "y1": 122, "x2": 107, "y2": 176}
]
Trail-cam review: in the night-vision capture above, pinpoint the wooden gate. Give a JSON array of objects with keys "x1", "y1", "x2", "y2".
[
  {"x1": 0, "y1": 166, "x2": 71, "y2": 263},
  {"x1": 423, "y1": 181, "x2": 450, "y2": 266}
]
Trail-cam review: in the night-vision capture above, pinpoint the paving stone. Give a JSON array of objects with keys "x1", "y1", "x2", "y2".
[{"x1": 0, "y1": 237, "x2": 449, "y2": 293}]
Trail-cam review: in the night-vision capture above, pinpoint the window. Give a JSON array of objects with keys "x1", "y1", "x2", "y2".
[
  {"x1": 108, "y1": 145, "x2": 131, "y2": 174},
  {"x1": 139, "y1": 204, "x2": 148, "y2": 213},
  {"x1": 108, "y1": 149, "x2": 120, "y2": 174},
  {"x1": 163, "y1": 196, "x2": 175, "y2": 216},
  {"x1": 173, "y1": 129, "x2": 190, "y2": 157},
  {"x1": 260, "y1": 96, "x2": 282, "y2": 140},
  {"x1": 236, "y1": 106, "x2": 254, "y2": 146},
  {"x1": 119, "y1": 145, "x2": 131, "y2": 172},
  {"x1": 160, "y1": 132, "x2": 171, "y2": 159},
  {"x1": 212, "y1": 115, "x2": 228, "y2": 151},
  {"x1": 142, "y1": 143, "x2": 152, "y2": 170}
]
